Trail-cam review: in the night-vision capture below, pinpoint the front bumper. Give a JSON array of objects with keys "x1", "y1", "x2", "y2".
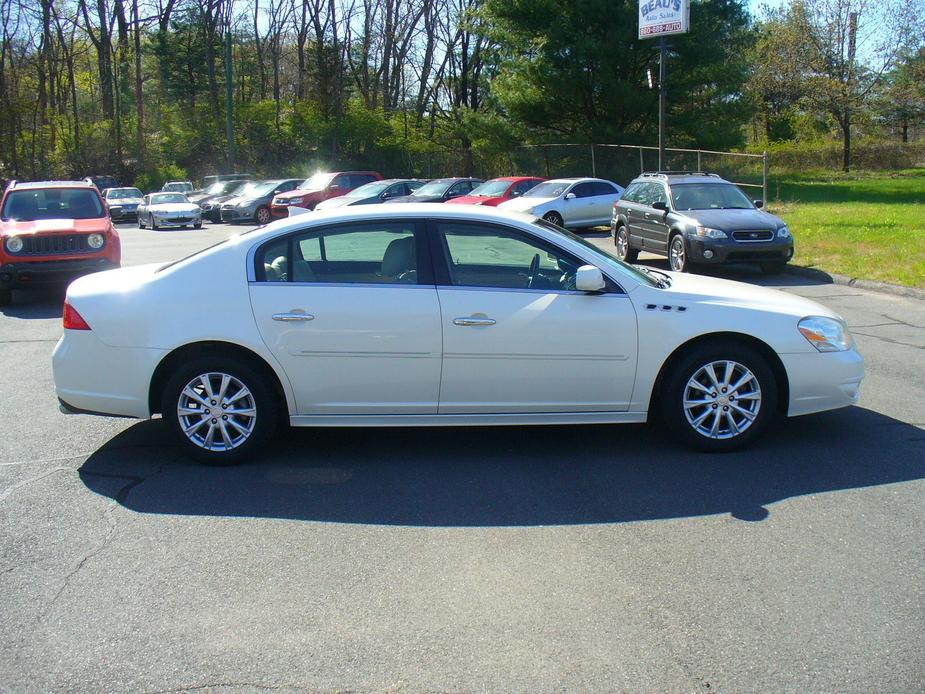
[
  {"x1": 688, "y1": 236, "x2": 794, "y2": 265},
  {"x1": 270, "y1": 203, "x2": 294, "y2": 218},
  {"x1": 109, "y1": 206, "x2": 139, "y2": 220},
  {"x1": 781, "y1": 348, "x2": 864, "y2": 417},
  {"x1": 220, "y1": 206, "x2": 256, "y2": 223},
  {"x1": 151, "y1": 214, "x2": 201, "y2": 228},
  {"x1": 1, "y1": 257, "x2": 119, "y2": 288}
]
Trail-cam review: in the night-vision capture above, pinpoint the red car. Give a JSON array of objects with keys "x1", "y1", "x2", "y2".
[
  {"x1": 445, "y1": 176, "x2": 545, "y2": 206},
  {"x1": 270, "y1": 171, "x2": 383, "y2": 218},
  {"x1": 0, "y1": 180, "x2": 121, "y2": 306}
]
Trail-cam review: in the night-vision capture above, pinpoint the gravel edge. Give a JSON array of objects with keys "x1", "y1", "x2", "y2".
[{"x1": 785, "y1": 264, "x2": 925, "y2": 301}]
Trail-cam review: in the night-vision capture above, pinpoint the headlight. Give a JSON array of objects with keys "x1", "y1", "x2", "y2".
[
  {"x1": 798, "y1": 316, "x2": 852, "y2": 352},
  {"x1": 87, "y1": 233, "x2": 105, "y2": 249},
  {"x1": 5, "y1": 236, "x2": 24, "y2": 253},
  {"x1": 237, "y1": 199, "x2": 255, "y2": 208},
  {"x1": 695, "y1": 226, "x2": 727, "y2": 239},
  {"x1": 286, "y1": 197, "x2": 302, "y2": 205},
  {"x1": 777, "y1": 226, "x2": 791, "y2": 238}
]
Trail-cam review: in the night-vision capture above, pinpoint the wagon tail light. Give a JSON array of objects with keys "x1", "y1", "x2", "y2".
[{"x1": 63, "y1": 300, "x2": 91, "y2": 330}]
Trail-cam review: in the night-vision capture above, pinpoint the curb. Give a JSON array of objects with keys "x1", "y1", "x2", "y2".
[{"x1": 785, "y1": 265, "x2": 925, "y2": 301}]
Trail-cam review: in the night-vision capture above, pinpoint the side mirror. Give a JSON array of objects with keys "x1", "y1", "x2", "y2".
[
  {"x1": 564, "y1": 192, "x2": 576, "y2": 200},
  {"x1": 510, "y1": 190, "x2": 522, "y2": 198},
  {"x1": 329, "y1": 184, "x2": 342, "y2": 192},
  {"x1": 575, "y1": 265, "x2": 606, "y2": 292},
  {"x1": 652, "y1": 201, "x2": 668, "y2": 212},
  {"x1": 753, "y1": 199, "x2": 764, "y2": 209}
]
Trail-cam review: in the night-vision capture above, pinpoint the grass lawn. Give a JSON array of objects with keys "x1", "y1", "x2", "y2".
[{"x1": 765, "y1": 169, "x2": 925, "y2": 288}]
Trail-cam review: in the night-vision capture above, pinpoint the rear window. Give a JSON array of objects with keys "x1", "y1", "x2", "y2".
[{"x1": 1, "y1": 188, "x2": 104, "y2": 221}]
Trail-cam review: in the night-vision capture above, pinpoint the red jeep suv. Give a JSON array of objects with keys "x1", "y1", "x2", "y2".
[
  {"x1": 0, "y1": 180, "x2": 121, "y2": 306},
  {"x1": 270, "y1": 171, "x2": 383, "y2": 218}
]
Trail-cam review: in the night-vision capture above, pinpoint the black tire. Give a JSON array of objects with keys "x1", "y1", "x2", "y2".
[
  {"x1": 0, "y1": 288, "x2": 11, "y2": 307},
  {"x1": 193, "y1": 222, "x2": 202, "y2": 229},
  {"x1": 668, "y1": 234, "x2": 689, "y2": 272},
  {"x1": 150, "y1": 214, "x2": 158, "y2": 230},
  {"x1": 614, "y1": 224, "x2": 639, "y2": 263},
  {"x1": 138, "y1": 215, "x2": 146, "y2": 229},
  {"x1": 543, "y1": 211, "x2": 564, "y2": 227},
  {"x1": 160, "y1": 355, "x2": 280, "y2": 465},
  {"x1": 760, "y1": 260, "x2": 787, "y2": 275},
  {"x1": 659, "y1": 340, "x2": 778, "y2": 453},
  {"x1": 255, "y1": 206, "x2": 271, "y2": 225}
]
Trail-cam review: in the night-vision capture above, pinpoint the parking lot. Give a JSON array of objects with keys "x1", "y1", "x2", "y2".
[{"x1": 1, "y1": 220, "x2": 923, "y2": 692}]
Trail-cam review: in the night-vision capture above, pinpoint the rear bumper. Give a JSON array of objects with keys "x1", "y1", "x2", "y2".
[
  {"x1": 1, "y1": 258, "x2": 119, "y2": 288},
  {"x1": 53, "y1": 331, "x2": 167, "y2": 419},
  {"x1": 781, "y1": 348, "x2": 865, "y2": 417}
]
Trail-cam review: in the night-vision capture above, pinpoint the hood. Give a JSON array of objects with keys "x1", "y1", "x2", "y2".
[
  {"x1": 446, "y1": 195, "x2": 503, "y2": 206},
  {"x1": 107, "y1": 197, "x2": 143, "y2": 207},
  {"x1": 676, "y1": 208, "x2": 783, "y2": 231},
  {"x1": 277, "y1": 188, "x2": 324, "y2": 202},
  {"x1": 147, "y1": 203, "x2": 199, "y2": 213},
  {"x1": 2, "y1": 218, "x2": 111, "y2": 236},
  {"x1": 315, "y1": 196, "x2": 354, "y2": 210},
  {"x1": 498, "y1": 196, "x2": 552, "y2": 212},
  {"x1": 385, "y1": 194, "x2": 443, "y2": 204},
  {"x1": 662, "y1": 271, "x2": 840, "y2": 320}
]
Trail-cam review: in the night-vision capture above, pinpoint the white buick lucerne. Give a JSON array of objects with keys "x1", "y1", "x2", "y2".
[{"x1": 53, "y1": 204, "x2": 864, "y2": 464}]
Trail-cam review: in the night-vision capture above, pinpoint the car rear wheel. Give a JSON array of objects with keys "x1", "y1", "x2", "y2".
[
  {"x1": 255, "y1": 206, "x2": 271, "y2": 225},
  {"x1": 659, "y1": 340, "x2": 778, "y2": 452},
  {"x1": 543, "y1": 211, "x2": 564, "y2": 227},
  {"x1": 161, "y1": 356, "x2": 279, "y2": 465},
  {"x1": 614, "y1": 225, "x2": 639, "y2": 263}
]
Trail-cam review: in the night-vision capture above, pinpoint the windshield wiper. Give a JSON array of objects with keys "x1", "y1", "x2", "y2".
[{"x1": 634, "y1": 265, "x2": 671, "y2": 289}]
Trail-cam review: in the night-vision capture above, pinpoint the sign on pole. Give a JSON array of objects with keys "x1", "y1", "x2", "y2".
[{"x1": 638, "y1": 0, "x2": 690, "y2": 39}]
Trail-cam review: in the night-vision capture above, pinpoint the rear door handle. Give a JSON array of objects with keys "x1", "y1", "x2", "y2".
[
  {"x1": 272, "y1": 312, "x2": 315, "y2": 322},
  {"x1": 453, "y1": 317, "x2": 496, "y2": 326}
]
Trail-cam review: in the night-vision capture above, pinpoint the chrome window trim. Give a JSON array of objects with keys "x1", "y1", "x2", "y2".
[
  {"x1": 248, "y1": 280, "x2": 436, "y2": 290},
  {"x1": 435, "y1": 284, "x2": 629, "y2": 297}
]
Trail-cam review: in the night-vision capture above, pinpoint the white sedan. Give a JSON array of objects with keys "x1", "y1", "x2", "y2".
[
  {"x1": 53, "y1": 205, "x2": 863, "y2": 465},
  {"x1": 137, "y1": 192, "x2": 202, "y2": 230},
  {"x1": 498, "y1": 177, "x2": 624, "y2": 228}
]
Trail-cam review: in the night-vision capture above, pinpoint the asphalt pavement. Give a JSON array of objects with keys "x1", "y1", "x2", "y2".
[{"x1": 1, "y1": 220, "x2": 923, "y2": 693}]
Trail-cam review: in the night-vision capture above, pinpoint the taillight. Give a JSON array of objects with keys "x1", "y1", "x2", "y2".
[{"x1": 63, "y1": 300, "x2": 91, "y2": 330}]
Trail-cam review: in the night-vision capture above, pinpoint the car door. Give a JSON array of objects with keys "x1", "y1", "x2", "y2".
[
  {"x1": 645, "y1": 182, "x2": 672, "y2": 252},
  {"x1": 445, "y1": 181, "x2": 471, "y2": 201},
  {"x1": 589, "y1": 181, "x2": 620, "y2": 223},
  {"x1": 248, "y1": 219, "x2": 442, "y2": 415},
  {"x1": 618, "y1": 183, "x2": 644, "y2": 245},
  {"x1": 562, "y1": 182, "x2": 597, "y2": 226},
  {"x1": 432, "y1": 220, "x2": 638, "y2": 413}
]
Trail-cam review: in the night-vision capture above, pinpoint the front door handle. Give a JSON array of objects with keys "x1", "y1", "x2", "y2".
[
  {"x1": 272, "y1": 312, "x2": 315, "y2": 322},
  {"x1": 453, "y1": 317, "x2": 496, "y2": 326}
]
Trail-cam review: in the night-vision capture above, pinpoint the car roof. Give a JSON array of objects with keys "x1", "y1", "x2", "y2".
[
  {"x1": 635, "y1": 172, "x2": 727, "y2": 185},
  {"x1": 486, "y1": 176, "x2": 544, "y2": 182},
  {"x1": 10, "y1": 180, "x2": 96, "y2": 190}
]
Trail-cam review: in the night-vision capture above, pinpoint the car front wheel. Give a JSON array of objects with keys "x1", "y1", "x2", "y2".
[
  {"x1": 668, "y1": 234, "x2": 690, "y2": 272},
  {"x1": 161, "y1": 356, "x2": 279, "y2": 465},
  {"x1": 255, "y1": 206, "x2": 271, "y2": 225},
  {"x1": 659, "y1": 340, "x2": 778, "y2": 452},
  {"x1": 543, "y1": 211, "x2": 564, "y2": 227}
]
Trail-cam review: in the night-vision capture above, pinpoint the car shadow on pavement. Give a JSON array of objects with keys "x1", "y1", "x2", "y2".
[
  {"x1": 78, "y1": 405, "x2": 924, "y2": 527},
  {"x1": 0, "y1": 286, "x2": 65, "y2": 318}
]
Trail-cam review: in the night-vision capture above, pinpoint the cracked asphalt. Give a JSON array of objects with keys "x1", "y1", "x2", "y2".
[{"x1": 1, "y1": 223, "x2": 923, "y2": 693}]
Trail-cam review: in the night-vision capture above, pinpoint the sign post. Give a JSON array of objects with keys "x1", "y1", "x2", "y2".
[{"x1": 639, "y1": 0, "x2": 691, "y2": 170}]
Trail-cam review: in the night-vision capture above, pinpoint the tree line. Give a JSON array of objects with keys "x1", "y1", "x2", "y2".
[{"x1": 1, "y1": 0, "x2": 923, "y2": 184}]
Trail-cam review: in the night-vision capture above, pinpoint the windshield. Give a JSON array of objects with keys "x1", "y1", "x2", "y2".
[
  {"x1": 670, "y1": 183, "x2": 753, "y2": 210},
  {"x1": 469, "y1": 180, "x2": 512, "y2": 197},
  {"x1": 299, "y1": 173, "x2": 335, "y2": 191},
  {"x1": 524, "y1": 181, "x2": 570, "y2": 198},
  {"x1": 239, "y1": 182, "x2": 279, "y2": 198},
  {"x1": 410, "y1": 180, "x2": 452, "y2": 196},
  {"x1": 532, "y1": 218, "x2": 661, "y2": 287},
  {"x1": 162, "y1": 182, "x2": 191, "y2": 192},
  {"x1": 149, "y1": 193, "x2": 189, "y2": 205},
  {"x1": 346, "y1": 181, "x2": 391, "y2": 198},
  {"x1": 1, "y1": 188, "x2": 104, "y2": 221},
  {"x1": 105, "y1": 187, "x2": 142, "y2": 199}
]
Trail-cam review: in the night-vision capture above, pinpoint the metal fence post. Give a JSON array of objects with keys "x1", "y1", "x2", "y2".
[
  {"x1": 697, "y1": 149, "x2": 702, "y2": 172},
  {"x1": 544, "y1": 147, "x2": 550, "y2": 178},
  {"x1": 763, "y1": 151, "x2": 769, "y2": 203},
  {"x1": 590, "y1": 144, "x2": 596, "y2": 176},
  {"x1": 639, "y1": 147, "x2": 644, "y2": 173}
]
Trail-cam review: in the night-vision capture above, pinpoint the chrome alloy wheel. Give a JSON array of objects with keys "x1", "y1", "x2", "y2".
[
  {"x1": 176, "y1": 372, "x2": 257, "y2": 451},
  {"x1": 616, "y1": 228, "x2": 629, "y2": 258},
  {"x1": 669, "y1": 236, "x2": 685, "y2": 271},
  {"x1": 683, "y1": 360, "x2": 762, "y2": 440}
]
